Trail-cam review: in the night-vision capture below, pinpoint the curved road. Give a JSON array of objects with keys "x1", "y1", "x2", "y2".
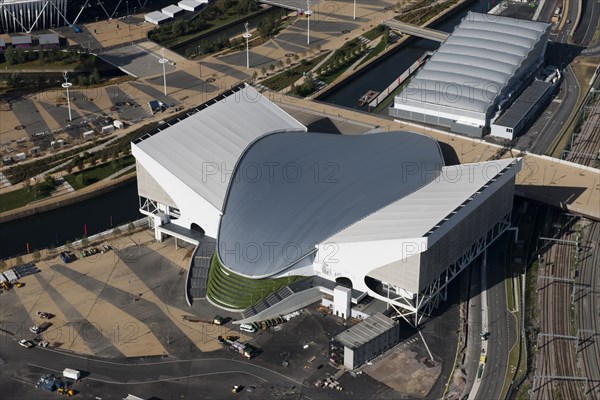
[
  {"x1": 0, "y1": 336, "x2": 327, "y2": 399},
  {"x1": 475, "y1": 235, "x2": 517, "y2": 400}
]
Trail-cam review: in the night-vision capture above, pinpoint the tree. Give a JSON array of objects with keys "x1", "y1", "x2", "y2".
[
  {"x1": 15, "y1": 255, "x2": 24, "y2": 266},
  {"x1": 113, "y1": 226, "x2": 122, "y2": 237},
  {"x1": 89, "y1": 69, "x2": 100, "y2": 85},
  {"x1": 285, "y1": 57, "x2": 291, "y2": 65},
  {"x1": 293, "y1": 54, "x2": 299, "y2": 62},
  {"x1": 269, "y1": 64, "x2": 275, "y2": 72},
  {"x1": 4, "y1": 45, "x2": 16, "y2": 64},
  {"x1": 77, "y1": 75, "x2": 88, "y2": 86},
  {"x1": 277, "y1": 60, "x2": 284, "y2": 69},
  {"x1": 261, "y1": 66, "x2": 267, "y2": 75},
  {"x1": 128, "y1": 222, "x2": 135, "y2": 233},
  {"x1": 252, "y1": 71, "x2": 258, "y2": 80},
  {"x1": 32, "y1": 250, "x2": 41, "y2": 261}
]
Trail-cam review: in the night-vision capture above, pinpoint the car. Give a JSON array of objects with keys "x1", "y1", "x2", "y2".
[
  {"x1": 566, "y1": 19, "x2": 571, "y2": 24},
  {"x1": 38, "y1": 311, "x2": 54, "y2": 320},
  {"x1": 19, "y1": 339, "x2": 34, "y2": 348},
  {"x1": 39, "y1": 341, "x2": 49, "y2": 348},
  {"x1": 30, "y1": 326, "x2": 41, "y2": 334},
  {"x1": 15, "y1": 282, "x2": 24, "y2": 288}
]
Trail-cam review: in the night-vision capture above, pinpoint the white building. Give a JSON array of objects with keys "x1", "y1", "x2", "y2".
[
  {"x1": 161, "y1": 5, "x2": 184, "y2": 18},
  {"x1": 0, "y1": 0, "x2": 68, "y2": 33},
  {"x1": 144, "y1": 11, "x2": 171, "y2": 25},
  {"x1": 133, "y1": 84, "x2": 522, "y2": 326},
  {"x1": 391, "y1": 12, "x2": 551, "y2": 138}
]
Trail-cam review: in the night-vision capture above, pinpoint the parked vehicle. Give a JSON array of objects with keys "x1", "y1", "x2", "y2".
[
  {"x1": 62, "y1": 368, "x2": 80, "y2": 381},
  {"x1": 57, "y1": 387, "x2": 74, "y2": 396},
  {"x1": 30, "y1": 326, "x2": 41, "y2": 334},
  {"x1": 240, "y1": 324, "x2": 256, "y2": 333},
  {"x1": 19, "y1": 339, "x2": 34, "y2": 348},
  {"x1": 38, "y1": 311, "x2": 54, "y2": 320}
]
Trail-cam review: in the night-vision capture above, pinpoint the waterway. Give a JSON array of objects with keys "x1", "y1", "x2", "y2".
[
  {"x1": 0, "y1": 183, "x2": 139, "y2": 259},
  {"x1": 319, "y1": 0, "x2": 496, "y2": 110},
  {"x1": 1, "y1": 0, "x2": 495, "y2": 260}
]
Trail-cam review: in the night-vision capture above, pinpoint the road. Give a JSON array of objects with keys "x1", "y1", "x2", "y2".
[
  {"x1": 475, "y1": 234, "x2": 517, "y2": 400},
  {"x1": 573, "y1": 0, "x2": 600, "y2": 45},
  {"x1": 521, "y1": 64, "x2": 580, "y2": 154},
  {"x1": 0, "y1": 335, "x2": 329, "y2": 400}
]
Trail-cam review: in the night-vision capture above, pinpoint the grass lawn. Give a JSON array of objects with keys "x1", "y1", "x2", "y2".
[
  {"x1": 0, "y1": 186, "x2": 51, "y2": 212},
  {"x1": 359, "y1": 37, "x2": 388, "y2": 67},
  {"x1": 373, "y1": 79, "x2": 411, "y2": 113},
  {"x1": 362, "y1": 25, "x2": 387, "y2": 41},
  {"x1": 261, "y1": 53, "x2": 328, "y2": 91},
  {"x1": 207, "y1": 253, "x2": 305, "y2": 310},
  {"x1": 65, "y1": 156, "x2": 135, "y2": 190}
]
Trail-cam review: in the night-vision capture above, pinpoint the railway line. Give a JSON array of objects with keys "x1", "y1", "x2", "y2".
[
  {"x1": 575, "y1": 220, "x2": 600, "y2": 399},
  {"x1": 566, "y1": 96, "x2": 600, "y2": 167},
  {"x1": 533, "y1": 211, "x2": 585, "y2": 400}
]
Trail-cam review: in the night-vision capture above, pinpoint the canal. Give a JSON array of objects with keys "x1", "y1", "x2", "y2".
[
  {"x1": 319, "y1": 0, "x2": 496, "y2": 109},
  {"x1": 2, "y1": 0, "x2": 495, "y2": 260},
  {"x1": 0, "y1": 183, "x2": 140, "y2": 259}
]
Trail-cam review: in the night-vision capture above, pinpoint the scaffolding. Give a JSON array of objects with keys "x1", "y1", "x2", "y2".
[{"x1": 386, "y1": 212, "x2": 512, "y2": 326}]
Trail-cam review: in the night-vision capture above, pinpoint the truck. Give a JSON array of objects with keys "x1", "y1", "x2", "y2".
[
  {"x1": 218, "y1": 336, "x2": 259, "y2": 359},
  {"x1": 63, "y1": 368, "x2": 80, "y2": 381}
]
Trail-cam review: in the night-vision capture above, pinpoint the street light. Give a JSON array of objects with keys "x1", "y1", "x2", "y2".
[
  {"x1": 159, "y1": 48, "x2": 168, "y2": 96},
  {"x1": 353, "y1": 0, "x2": 356, "y2": 20},
  {"x1": 306, "y1": 0, "x2": 313, "y2": 45},
  {"x1": 242, "y1": 22, "x2": 252, "y2": 69},
  {"x1": 62, "y1": 71, "x2": 73, "y2": 121}
]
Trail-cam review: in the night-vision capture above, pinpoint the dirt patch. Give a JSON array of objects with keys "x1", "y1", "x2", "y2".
[{"x1": 364, "y1": 347, "x2": 441, "y2": 397}]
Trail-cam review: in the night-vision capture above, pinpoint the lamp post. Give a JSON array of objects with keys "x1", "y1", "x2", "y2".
[
  {"x1": 353, "y1": 0, "x2": 356, "y2": 20},
  {"x1": 159, "y1": 48, "x2": 168, "y2": 96},
  {"x1": 242, "y1": 22, "x2": 252, "y2": 69},
  {"x1": 306, "y1": 0, "x2": 313, "y2": 45},
  {"x1": 62, "y1": 71, "x2": 73, "y2": 121}
]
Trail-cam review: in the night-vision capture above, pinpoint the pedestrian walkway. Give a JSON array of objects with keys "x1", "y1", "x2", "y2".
[{"x1": 0, "y1": 172, "x2": 11, "y2": 188}]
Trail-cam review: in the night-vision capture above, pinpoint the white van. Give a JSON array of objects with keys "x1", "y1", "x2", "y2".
[{"x1": 240, "y1": 324, "x2": 256, "y2": 333}]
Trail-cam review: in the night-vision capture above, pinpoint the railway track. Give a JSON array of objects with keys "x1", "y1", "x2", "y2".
[
  {"x1": 566, "y1": 98, "x2": 600, "y2": 167},
  {"x1": 575, "y1": 220, "x2": 600, "y2": 399},
  {"x1": 533, "y1": 211, "x2": 585, "y2": 400}
]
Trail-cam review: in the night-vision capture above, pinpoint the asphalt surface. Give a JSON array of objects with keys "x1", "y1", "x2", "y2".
[
  {"x1": 573, "y1": 0, "x2": 600, "y2": 45},
  {"x1": 517, "y1": 63, "x2": 580, "y2": 154},
  {"x1": 474, "y1": 234, "x2": 517, "y2": 400}
]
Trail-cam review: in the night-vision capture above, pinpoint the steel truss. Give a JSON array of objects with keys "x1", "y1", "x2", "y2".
[
  {"x1": 388, "y1": 212, "x2": 512, "y2": 326},
  {"x1": 0, "y1": 0, "x2": 149, "y2": 33}
]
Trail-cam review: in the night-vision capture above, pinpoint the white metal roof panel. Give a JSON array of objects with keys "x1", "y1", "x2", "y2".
[
  {"x1": 327, "y1": 158, "x2": 518, "y2": 243},
  {"x1": 162, "y1": 5, "x2": 184, "y2": 14},
  {"x1": 145, "y1": 11, "x2": 171, "y2": 23},
  {"x1": 134, "y1": 85, "x2": 306, "y2": 211},
  {"x1": 396, "y1": 12, "x2": 550, "y2": 115}
]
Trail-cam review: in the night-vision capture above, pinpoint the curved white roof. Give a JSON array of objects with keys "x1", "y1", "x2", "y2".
[
  {"x1": 218, "y1": 131, "x2": 444, "y2": 278},
  {"x1": 398, "y1": 12, "x2": 550, "y2": 115},
  {"x1": 133, "y1": 85, "x2": 306, "y2": 210}
]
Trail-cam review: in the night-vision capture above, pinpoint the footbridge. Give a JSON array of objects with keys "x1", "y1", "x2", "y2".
[{"x1": 383, "y1": 19, "x2": 449, "y2": 42}]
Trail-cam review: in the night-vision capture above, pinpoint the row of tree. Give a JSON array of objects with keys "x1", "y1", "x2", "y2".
[{"x1": 149, "y1": 0, "x2": 259, "y2": 44}]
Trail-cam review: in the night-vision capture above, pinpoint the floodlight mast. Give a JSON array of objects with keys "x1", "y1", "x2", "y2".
[
  {"x1": 159, "y1": 48, "x2": 168, "y2": 96},
  {"x1": 62, "y1": 71, "x2": 73, "y2": 121},
  {"x1": 242, "y1": 22, "x2": 253, "y2": 69},
  {"x1": 306, "y1": 0, "x2": 313, "y2": 45}
]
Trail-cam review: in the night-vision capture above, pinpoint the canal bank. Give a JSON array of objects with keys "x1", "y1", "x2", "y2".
[{"x1": 318, "y1": 0, "x2": 494, "y2": 109}]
